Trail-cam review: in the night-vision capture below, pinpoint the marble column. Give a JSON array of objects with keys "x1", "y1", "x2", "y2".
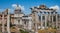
[
  {"x1": 56, "y1": 14, "x2": 58, "y2": 29},
  {"x1": 7, "y1": 9, "x2": 10, "y2": 33},
  {"x1": 49, "y1": 12, "x2": 51, "y2": 27},
  {"x1": 41, "y1": 13, "x2": 43, "y2": 29},
  {"x1": 52, "y1": 14, "x2": 54, "y2": 28},
  {"x1": 34, "y1": 12, "x2": 38, "y2": 33},
  {"x1": 20, "y1": 19, "x2": 22, "y2": 25},
  {"x1": 45, "y1": 14, "x2": 47, "y2": 28},
  {"x1": 2, "y1": 14, "x2": 5, "y2": 33},
  {"x1": 28, "y1": 19, "x2": 32, "y2": 30}
]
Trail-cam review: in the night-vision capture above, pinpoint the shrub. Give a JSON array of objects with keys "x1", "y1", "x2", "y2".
[{"x1": 20, "y1": 29, "x2": 29, "y2": 33}]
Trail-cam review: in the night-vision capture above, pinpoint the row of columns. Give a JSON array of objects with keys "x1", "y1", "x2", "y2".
[
  {"x1": 40, "y1": 12, "x2": 58, "y2": 29},
  {"x1": 33, "y1": 11, "x2": 58, "y2": 33}
]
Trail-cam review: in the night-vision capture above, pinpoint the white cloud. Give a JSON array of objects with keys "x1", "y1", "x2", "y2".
[
  {"x1": 12, "y1": 4, "x2": 17, "y2": 8},
  {"x1": 49, "y1": 5, "x2": 60, "y2": 10},
  {"x1": 12, "y1": 4, "x2": 25, "y2": 11}
]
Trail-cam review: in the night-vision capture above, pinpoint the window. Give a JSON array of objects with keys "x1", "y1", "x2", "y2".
[{"x1": 18, "y1": 20, "x2": 20, "y2": 23}]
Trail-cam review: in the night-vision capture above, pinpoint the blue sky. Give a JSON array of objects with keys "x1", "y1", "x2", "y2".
[{"x1": 0, "y1": 0, "x2": 60, "y2": 15}]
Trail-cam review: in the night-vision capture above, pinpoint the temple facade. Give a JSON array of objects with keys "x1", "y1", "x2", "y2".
[{"x1": 30, "y1": 5, "x2": 60, "y2": 33}]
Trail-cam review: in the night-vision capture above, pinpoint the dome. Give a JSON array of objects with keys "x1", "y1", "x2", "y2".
[
  {"x1": 15, "y1": 4, "x2": 21, "y2": 10},
  {"x1": 16, "y1": 7, "x2": 21, "y2": 10}
]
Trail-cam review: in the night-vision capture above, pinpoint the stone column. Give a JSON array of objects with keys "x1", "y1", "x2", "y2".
[
  {"x1": 7, "y1": 9, "x2": 10, "y2": 33},
  {"x1": 41, "y1": 13, "x2": 43, "y2": 29},
  {"x1": 49, "y1": 12, "x2": 51, "y2": 27},
  {"x1": 2, "y1": 14, "x2": 5, "y2": 33},
  {"x1": 34, "y1": 12, "x2": 38, "y2": 33},
  {"x1": 28, "y1": 18, "x2": 32, "y2": 30},
  {"x1": 20, "y1": 19, "x2": 22, "y2": 25},
  {"x1": 56, "y1": 14, "x2": 58, "y2": 29},
  {"x1": 45, "y1": 14, "x2": 47, "y2": 28},
  {"x1": 52, "y1": 14, "x2": 54, "y2": 28}
]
